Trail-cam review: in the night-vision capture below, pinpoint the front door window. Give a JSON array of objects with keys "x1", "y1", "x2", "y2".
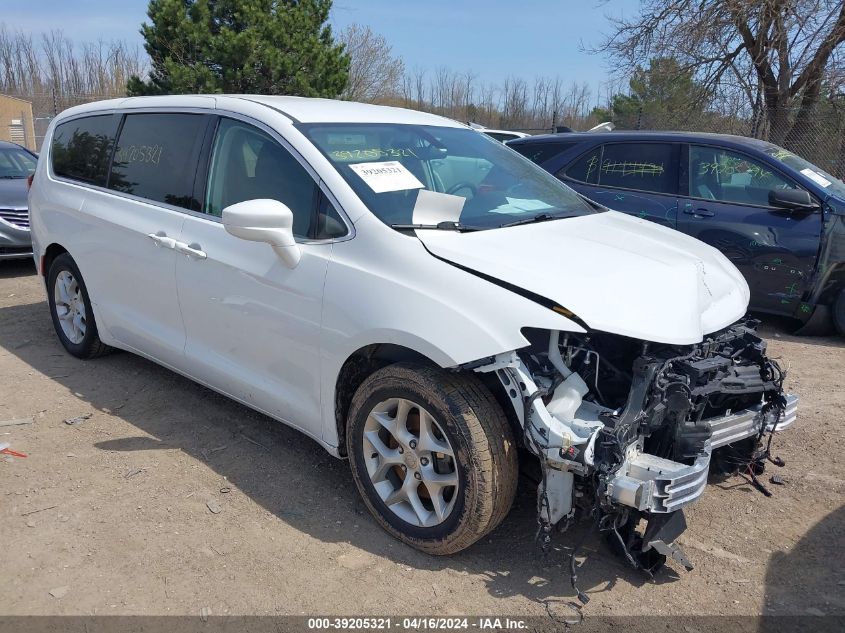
[
  {"x1": 205, "y1": 118, "x2": 317, "y2": 238},
  {"x1": 689, "y1": 145, "x2": 799, "y2": 207}
]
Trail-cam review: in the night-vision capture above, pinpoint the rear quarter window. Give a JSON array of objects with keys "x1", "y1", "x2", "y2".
[
  {"x1": 562, "y1": 146, "x2": 602, "y2": 184},
  {"x1": 51, "y1": 114, "x2": 121, "y2": 186}
]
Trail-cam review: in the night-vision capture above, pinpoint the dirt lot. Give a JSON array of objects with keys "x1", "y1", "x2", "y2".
[{"x1": 0, "y1": 258, "x2": 843, "y2": 620}]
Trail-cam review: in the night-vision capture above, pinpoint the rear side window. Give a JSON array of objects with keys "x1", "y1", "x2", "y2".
[
  {"x1": 109, "y1": 113, "x2": 208, "y2": 209},
  {"x1": 597, "y1": 143, "x2": 677, "y2": 194},
  {"x1": 511, "y1": 141, "x2": 576, "y2": 165},
  {"x1": 51, "y1": 115, "x2": 120, "y2": 186}
]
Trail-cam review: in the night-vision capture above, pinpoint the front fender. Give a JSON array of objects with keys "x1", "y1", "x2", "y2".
[
  {"x1": 318, "y1": 215, "x2": 583, "y2": 448},
  {"x1": 808, "y1": 209, "x2": 845, "y2": 306}
]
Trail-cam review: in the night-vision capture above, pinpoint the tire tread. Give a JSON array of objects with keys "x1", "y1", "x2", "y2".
[
  {"x1": 347, "y1": 362, "x2": 518, "y2": 555},
  {"x1": 48, "y1": 253, "x2": 113, "y2": 360}
]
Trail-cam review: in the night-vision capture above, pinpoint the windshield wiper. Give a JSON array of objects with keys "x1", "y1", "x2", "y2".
[
  {"x1": 499, "y1": 212, "x2": 574, "y2": 228},
  {"x1": 0, "y1": 175, "x2": 26, "y2": 179},
  {"x1": 390, "y1": 221, "x2": 484, "y2": 232}
]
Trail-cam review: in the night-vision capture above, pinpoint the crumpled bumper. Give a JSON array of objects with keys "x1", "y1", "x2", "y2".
[
  {"x1": 607, "y1": 445, "x2": 712, "y2": 513},
  {"x1": 709, "y1": 393, "x2": 798, "y2": 448},
  {"x1": 607, "y1": 394, "x2": 798, "y2": 513}
]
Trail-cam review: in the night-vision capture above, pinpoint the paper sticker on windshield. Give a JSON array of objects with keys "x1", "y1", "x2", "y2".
[
  {"x1": 800, "y1": 168, "x2": 832, "y2": 188},
  {"x1": 412, "y1": 189, "x2": 465, "y2": 225},
  {"x1": 349, "y1": 161, "x2": 424, "y2": 193},
  {"x1": 489, "y1": 197, "x2": 555, "y2": 214}
]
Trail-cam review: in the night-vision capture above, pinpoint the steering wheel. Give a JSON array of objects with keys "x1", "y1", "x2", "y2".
[{"x1": 446, "y1": 181, "x2": 478, "y2": 196}]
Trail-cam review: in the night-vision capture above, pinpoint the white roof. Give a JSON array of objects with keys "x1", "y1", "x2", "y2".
[
  {"x1": 235, "y1": 95, "x2": 463, "y2": 126},
  {"x1": 60, "y1": 94, "x2": 465, "y2": 128},
  {"x1": 481, "y1": 128, "x2": 530, "y2": 138}
]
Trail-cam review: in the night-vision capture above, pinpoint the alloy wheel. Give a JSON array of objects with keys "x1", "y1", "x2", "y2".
[
  {"x1": 53, "y1": 270, "x2": 87, "y2": 344},
  {"x1": 362, "y1": 397, "x2": 459, "y2": 527}
]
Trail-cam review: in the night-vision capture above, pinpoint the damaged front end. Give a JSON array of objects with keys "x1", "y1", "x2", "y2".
[{"x1": 474, "y1": 319, "x2": 796, "y2": 581}]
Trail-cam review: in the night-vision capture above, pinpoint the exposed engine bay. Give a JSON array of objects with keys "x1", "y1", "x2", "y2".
[{"x1": 473, "y1": 318, "x2": 796, "y2": 595}]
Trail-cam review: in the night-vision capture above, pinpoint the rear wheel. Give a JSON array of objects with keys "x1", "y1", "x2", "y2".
[
  {"x1": 47, "y1": 253, "x2": 111, "y2": 359},
  {"x1": 347, "y1": 363, "x2": 518, "y2": 555}
]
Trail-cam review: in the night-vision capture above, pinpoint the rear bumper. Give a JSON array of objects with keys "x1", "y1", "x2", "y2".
[{"x1": 607, "y1": 394, "x2": 798, "y2": 513}]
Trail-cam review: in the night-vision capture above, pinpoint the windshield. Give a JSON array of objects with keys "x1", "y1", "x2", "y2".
[
  {"x1": 299, "y1": 123, "x2": 595, "y2": 229},
  {"x1": 763, "y1": 144, "x2": 845, "y2": 200},
  {"x1": 0, "y1": 146, "x2": 36, "y2": 179}
]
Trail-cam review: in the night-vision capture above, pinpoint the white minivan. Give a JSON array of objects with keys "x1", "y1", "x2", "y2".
[{"x1": 30, "y1": 95, "x2": 796, "y2": 574}]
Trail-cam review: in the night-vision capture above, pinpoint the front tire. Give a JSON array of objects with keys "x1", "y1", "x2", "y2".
[
  {"x1": 47, "y1": 253, "x2": 111, "y2": 359},
  {"x1": 347, "y1": 363, "x2": 518, "y2": 555},
  {"x1": 833, "y1": 289, "x2": 845, "y2": 337}
]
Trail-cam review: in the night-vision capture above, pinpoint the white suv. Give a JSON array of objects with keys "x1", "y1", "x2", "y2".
[{"x1": 30, "y1": 96, "x2": 796, "y2": 573}]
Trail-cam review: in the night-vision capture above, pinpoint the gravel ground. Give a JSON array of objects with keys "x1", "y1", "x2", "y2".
[{"x1": 0, "y1": 258, "x2": 843, "y2": 620}]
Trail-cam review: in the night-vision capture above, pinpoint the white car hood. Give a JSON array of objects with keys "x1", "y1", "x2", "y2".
[{"x1": 416, "y1": 211, "x2": 750, "y2": 345}]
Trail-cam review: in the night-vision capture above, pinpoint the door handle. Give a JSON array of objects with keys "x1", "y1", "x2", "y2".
[
  {"x1": 683, "y1": 207, "x2": 715, "y2": 218},
  {"x1": 174, "y1": 240, "x2": 207, "y2": 260},
  {"x1": 147, "y1": 232, "x2": 178, "y2": 249}
]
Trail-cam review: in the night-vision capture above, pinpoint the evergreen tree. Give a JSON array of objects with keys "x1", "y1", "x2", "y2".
[
  {"x1": 592, "y1": 58, "x2": 711, "y2": 129},
  {"x1": 127, "y1": 0, "x2": 349, "y2": 97}
]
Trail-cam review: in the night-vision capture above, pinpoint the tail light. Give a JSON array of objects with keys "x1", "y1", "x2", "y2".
[{"x1": 27, "y1": 174, "x2": 34, "y2": 190}]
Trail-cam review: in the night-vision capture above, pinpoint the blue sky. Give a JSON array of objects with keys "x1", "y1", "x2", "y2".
[{"x1": 11, "y1": 1, "x2": 631, "y2": 94}]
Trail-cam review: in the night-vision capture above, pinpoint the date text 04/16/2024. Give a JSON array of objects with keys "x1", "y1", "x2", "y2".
[{"x1": 307, "y1": 617, "x2": 530, "y2": 630}]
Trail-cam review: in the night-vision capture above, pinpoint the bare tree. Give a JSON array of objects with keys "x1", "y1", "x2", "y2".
[
  {"x1": 400, "y1": 65, "x2": 429, "y2": 110},
  {"x1": 339, "y1": 23, "x2": 404, "y2": 103},
  {"x1": 413, "y1": 66, "x2": 427, "y2": 109},
  {"x1": 395, "y1": 64, "x2": 599, "y2": 132},
  {"x1": 477, "y1": 81, "x2": 498, "y2": 124},
  {"x1": 591, "y1": 0, "x2": 845, "y2": 145},
  {"x1": 0, "y1": 23, "x2": 145, "y2": 146},
  {"x1": 501, "y1": 76, "x2": 529, "y2": 128},
  {"x1": 0, "y1": 23, "x2": 145, "y2": 103}
]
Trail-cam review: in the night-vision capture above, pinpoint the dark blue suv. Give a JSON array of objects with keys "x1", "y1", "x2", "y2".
[{"x1": 509, "y1": 131, "x2": 845, "y2": 334}]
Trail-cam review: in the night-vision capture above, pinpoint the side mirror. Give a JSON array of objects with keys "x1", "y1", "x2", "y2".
[
  {"x1": 222, "y1": 199, "x2": 301, "y2": 268},
  {"x1": 768, "y1": 189, "x2": 818, "y2": 212}
]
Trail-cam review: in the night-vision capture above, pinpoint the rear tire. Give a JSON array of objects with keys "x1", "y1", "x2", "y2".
[
  {"x1": 347, "y1": 362, "x2": 518, "y2": 555},
  {"x1": 47, "y1": 253, "x2": 111, "y2": 359}
]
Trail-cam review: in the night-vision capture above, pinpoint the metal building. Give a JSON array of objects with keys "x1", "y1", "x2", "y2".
[{"x1": 0, "y1": 94, "x2": 36, "y2": 151}]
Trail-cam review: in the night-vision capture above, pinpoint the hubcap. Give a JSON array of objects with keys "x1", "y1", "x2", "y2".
[
  {"x1": 362, "y1": 398, "x2": 459, "y2": 527},
  {"x1": 54, "y1": 270, "x2": 86, "y2": 344}
]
